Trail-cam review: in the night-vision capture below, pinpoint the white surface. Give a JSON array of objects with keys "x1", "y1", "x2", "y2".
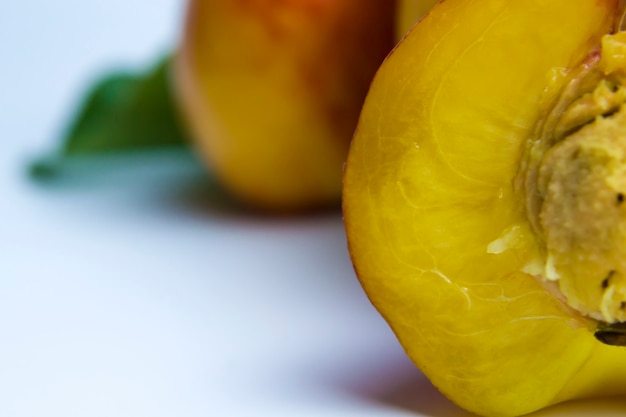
[{"x1": 1, "y1": 2, "x2": 625, "y2": 417}]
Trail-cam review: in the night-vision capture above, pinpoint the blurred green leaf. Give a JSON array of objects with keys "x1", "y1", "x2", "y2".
[
  {"x1": 64, "y1": 55, "x2": 189, "y2": 153},
  {"x1": 31, "y1": 55, "x2": 191, "y2": 179}
]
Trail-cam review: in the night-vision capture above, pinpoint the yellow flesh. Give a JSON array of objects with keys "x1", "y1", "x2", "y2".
[
  {"x1": 343, "y1": 0, "x2": 626, "y2": 416},
  {"x1": 395, "y1": 0, "x2": 440, "y2": 40}
]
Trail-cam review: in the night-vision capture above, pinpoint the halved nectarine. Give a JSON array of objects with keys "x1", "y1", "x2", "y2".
[{"x1": 344, "y1": 1, "x2": 626, "y2": 415}]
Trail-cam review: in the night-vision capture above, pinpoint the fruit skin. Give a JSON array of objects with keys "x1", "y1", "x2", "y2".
[
  {"x1": 395, "y1": 0, "x2": 439, "y2": 40},
  {"x1": 174, "y1": 0, "x2": 395, "y2": 212},
  {"x1": 343, "y1": 0, "x2": 626, "y2": 416}
]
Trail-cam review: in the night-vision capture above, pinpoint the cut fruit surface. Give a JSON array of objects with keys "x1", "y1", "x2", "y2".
[{"x1": 343, "y1": 0, "x2": 626, "y2": 416}]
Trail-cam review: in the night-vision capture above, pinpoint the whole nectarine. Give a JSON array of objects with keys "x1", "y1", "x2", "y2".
[{"x1": 174, "y1": 0, "x2": 395, "y2": 211}]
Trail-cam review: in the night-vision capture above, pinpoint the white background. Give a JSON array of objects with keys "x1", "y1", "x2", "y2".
[{"x1": 0, "y1": 1, "x2": 624, "y2": 416}]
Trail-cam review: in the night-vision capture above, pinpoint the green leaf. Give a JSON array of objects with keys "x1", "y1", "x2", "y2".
[
  {"x1": 30, "y1": 55, "x2": 192, "y2": 179},
  {"x1": 63, "y1": 55, "x2": 189, "y2": 153}
]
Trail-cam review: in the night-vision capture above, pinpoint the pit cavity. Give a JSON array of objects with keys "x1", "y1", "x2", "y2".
[{"x1": 523, "y1": 32, "x2": 626, "y2": 328}]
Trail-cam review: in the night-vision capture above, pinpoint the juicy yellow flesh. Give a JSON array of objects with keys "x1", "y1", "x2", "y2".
[
  {"x1": 395, "y1": 0, "x2": 440, "y2": 40},
  {"x1": 343, "y1": 0, "x2": 626, "y2": 416}
]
